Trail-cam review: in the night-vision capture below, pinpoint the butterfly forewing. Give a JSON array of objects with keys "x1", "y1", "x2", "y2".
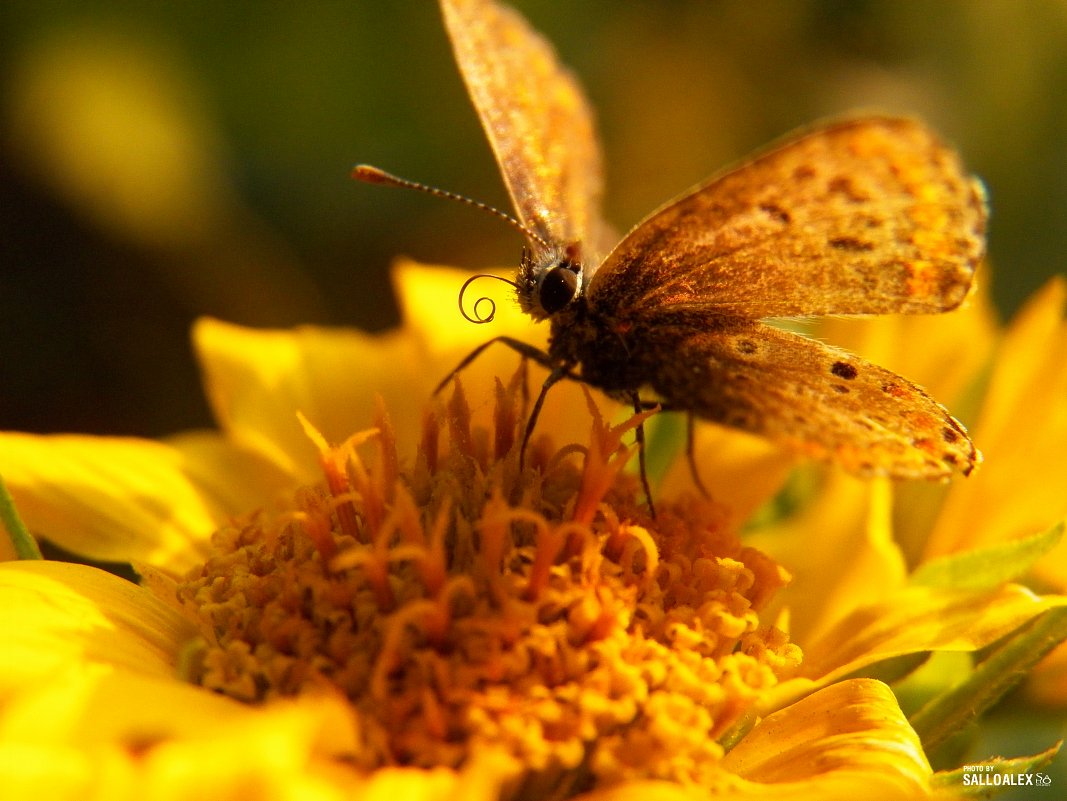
[
  {"x1": 648, "y1": 319, "x2": 978, "y2": 478},
  {"x1": 588, "y1": 117, "x2": 986, "y2": 319},
  {"x1": 440, "y1": 0, "x2": 607, "y2": 257}
]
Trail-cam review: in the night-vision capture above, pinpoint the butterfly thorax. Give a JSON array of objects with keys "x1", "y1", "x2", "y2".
[{"x1": 547, "y1": 300, "x2": 656, "y2": 398}]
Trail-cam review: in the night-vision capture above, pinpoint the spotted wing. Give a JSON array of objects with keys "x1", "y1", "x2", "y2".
[
  {"x1": 440, "y1": 0, "x2": 608, "y2": 257},
  {"x1": 588, "y1": 116, "x2": 986, "y2": 319},
  {"x1": 649, "y1": 318, "x2": 978, "y2": 479}
]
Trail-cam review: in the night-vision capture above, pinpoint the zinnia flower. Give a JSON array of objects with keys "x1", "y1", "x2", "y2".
[{"x1": 2, "y1": 261, "x2": 1063, "y2": 800}]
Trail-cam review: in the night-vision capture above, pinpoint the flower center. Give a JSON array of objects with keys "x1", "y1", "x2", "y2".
[{"x1": 174, "y1": 376, "x2": 801, "y2": 792}]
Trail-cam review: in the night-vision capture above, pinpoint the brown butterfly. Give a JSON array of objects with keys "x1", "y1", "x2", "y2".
[{"x1": 355, "y1": 0, "x2": 986, "y2": 504}]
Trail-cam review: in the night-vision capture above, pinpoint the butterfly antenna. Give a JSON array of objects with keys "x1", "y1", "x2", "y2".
[
  {"x1": 352, "y1": 165, "x2": 550, "y2": 250},
  {"x1": 456, "y1": 273, "x2": 521, "y2": 324}
]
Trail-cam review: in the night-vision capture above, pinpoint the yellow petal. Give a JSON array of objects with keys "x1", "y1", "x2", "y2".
[
  {"x1": 196, "y1": 262, "x2": 507, "y2": 482},
  {"x1": 799, "y1": 583, "x2": 1066, "y2": 684},
  {"x1": 1, "y1": 663, "x2": 515, "y2": 801},
  {"x1": 573, "y1": 781, "x2": 701, "y2": 801},
  {"x1": 394, "y1": 259, "x2": 545, "y2": 355},
  {"x1": 659, "y1": 423, "x2": 795, "y2": 530},
  {"x1": 0, "y1": 430, "x2": 290, "y2": 571},
  {"x1": 353, "y1": 750, "x2": 517, "y2": 801},
  {"x1": 748, "y1": 474, "x2": 906, "y2": 646},
  {"x1": 164, "y1": 429, "x2": 297, "y2": 518},
  {"x1": 965, "y1": 277, "x2": 1066, "y2": 450},
  {"x1": 722, "y1": 679, "x2": 931, "y2": 800},
  {"x1": 1, "y1": 667, "x2": 240, "y2": 748},
  {"x1": 926, "y1": 278, "x2": 1067, "y2": 574},
  {"x1": 0, "y1": 667, "x2": 371, "y2": 801},
  {"x1": 578, "y1": 684, "x2": 933, "y2": 800},
  {"x1": 195, "y1": 316, "x2": 429, "y2": 481},
  {"x1": 0, "y1": 561, "x2": 196, "y2": 696}
]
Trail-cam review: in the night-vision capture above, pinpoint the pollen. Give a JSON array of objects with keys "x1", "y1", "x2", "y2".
[{"x1": 172, "y1": 373, "x2": 800, "y2": 792}]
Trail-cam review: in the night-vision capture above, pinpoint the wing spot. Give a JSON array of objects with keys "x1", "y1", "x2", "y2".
[
  {"x1": 831, "y1": 361, "x2": 858, "y2": 380},
  {"x1": 941, "y1": 427, "x2": 959, "y2": 443},
  {"x1": 882, "y1": 381, "x2": 907, "y2": 399},
  {"x1": 829, "y1": 236, "x2": 874, "y2": 252},
  {"x1": 759, "y1": 203, "x2": 791, "y2": 224},
  {"x1": 735, "y1": 339, "x2": 758, "y2": 354},
  {"x1": 832, "y1": 384, "x2": 850, "y2": 394},
  {"x1": 828, "y1": 176, "x2": 868, "y2": 203}
]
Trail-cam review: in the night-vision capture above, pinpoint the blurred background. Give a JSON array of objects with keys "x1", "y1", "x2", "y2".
[
  {"x1": 2, "y1": 1, "x2": 1065, "y2": 438},
  {"x1": 2, "y1": 0, "x2": 1065, "y2": 789}
]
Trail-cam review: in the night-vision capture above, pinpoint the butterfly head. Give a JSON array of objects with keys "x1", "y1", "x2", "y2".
[{"x1": 516, "y1": 242, "x2": 585, "y2": 321}]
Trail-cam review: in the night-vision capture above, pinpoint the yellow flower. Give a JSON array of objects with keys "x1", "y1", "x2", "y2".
[
  {"x1": 769, "y1": 275, "x2": 1067, "y2": 719},
  {"x1": 923, "y1": 278, "x2": 1067, "y2": 567},
  {"x1": 922, "y1": 277, "x2": 1067, "y2": 706},
  {"x1": 1, "y1": 262, "x2": 1061, "y2": 799}
]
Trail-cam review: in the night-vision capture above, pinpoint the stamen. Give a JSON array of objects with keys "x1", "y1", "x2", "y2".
[{"x1": 173, "y1": 374, "x2": 801, "y2": 786}]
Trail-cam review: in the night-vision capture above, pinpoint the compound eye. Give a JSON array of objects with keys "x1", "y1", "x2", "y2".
[{"x1": 538, "y1": 265, "x2": 579, "y2": 314}]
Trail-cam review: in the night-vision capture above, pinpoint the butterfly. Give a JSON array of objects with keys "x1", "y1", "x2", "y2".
[{"x1": 355, "y1": 0, "x2": 987, "y2": 504}]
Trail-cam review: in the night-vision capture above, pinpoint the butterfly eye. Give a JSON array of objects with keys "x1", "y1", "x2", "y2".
[{"x1": 538, "y1": 263, "x2": 581, "y2": 314}]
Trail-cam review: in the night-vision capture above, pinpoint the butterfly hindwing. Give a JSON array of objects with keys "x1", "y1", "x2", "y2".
[{"x1": 647, "y1": 318, "x2": 978, "y2": 479}]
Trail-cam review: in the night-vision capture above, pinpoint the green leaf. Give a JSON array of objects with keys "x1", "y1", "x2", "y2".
[
  {"x1": 911, "y1": 606, "x2": 1067, "y2": 755},
  {"x1": 0, "y1": 471, "x2": 43, "y2": 560},
  {"x1": 932, "y1": 742, "x2": 1062, "y2": 798},
  {"x1": 893, "y1": 651, "x2": 971, "y2": 716},
  {"x1": 910, "y1": 521, "x2": 1065, "y2": 590}
]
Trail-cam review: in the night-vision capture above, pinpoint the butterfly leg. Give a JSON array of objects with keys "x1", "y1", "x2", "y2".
[
  {"x1": 434, "y1": 336, "x2": 586, "y2": 474},
  {"x1": 685, "y1": 411, "x2": 711, "y2": 499},
  {"x1": 518, "y1": 355, "x2": 531, "y2": 420},
  {"x1": 630, "y1": 392, "x2": 657, "y2": 519},
  {"x1": 519, "y1": 365, "x2": 568, "y2": 470},
  {"x1": 433, "y1": 336, "x2": 557, "y2": 395},
  {"x1": 631, "y1": 402, "x2": 709, "y2": 502}
]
